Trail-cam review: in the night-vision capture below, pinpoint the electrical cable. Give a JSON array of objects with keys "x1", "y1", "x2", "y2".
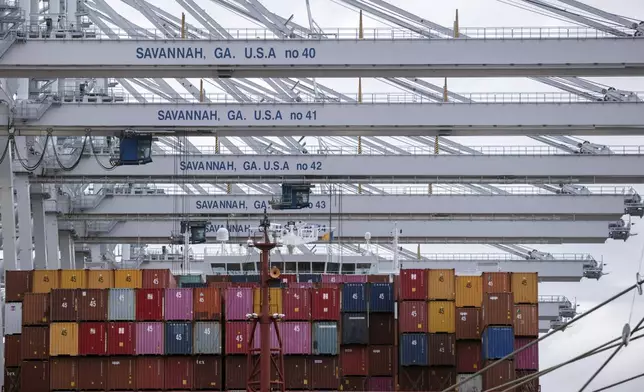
[
  {"x1": 442, "y1": 277, "x2": 644, "y2": 392},
  {"x1": 88, "y1": 134, "x2": 117, "y2": 171},
  {"x1": 11, "y1": 133, "x2": 51, "y2": 171},
  {"x1": 591, "y1": 371, "x2": 644, "y2": 392},
  {"x1": 51, "y1": 134, "x2": 88, "y2": 171}
]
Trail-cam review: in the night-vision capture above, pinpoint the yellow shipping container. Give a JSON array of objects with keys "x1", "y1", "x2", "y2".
[
  {"x1": 253, "y1": 287, "x2": 283, "y2": 314},
  {"x1": 60, "y1": 269, "x2": 88, "y2": 289},
  {"x1": 87, "y1": 270, "x2": 115, "y2": 289},
  {"x1": 50, "y1": 322, "x2": 79, "y2": 356},
  {"x1": 511, "y1": 272, "x2": 538, "y2": 304},
  {"x1": 455, "y1": 275, "x2": 483, "y2": 308},
  {"x1": 428, "y1": 301, "x2": 455, "y2": 333},
  {"x1": 114, "y1": 269, "x2": 142, "y2": 288},
  {"x1": 427, "y1": 269, "x2": 455, "y2": 300},
  {"x1": 32, "y1": 270, "x2": 60, "y2": 293}
]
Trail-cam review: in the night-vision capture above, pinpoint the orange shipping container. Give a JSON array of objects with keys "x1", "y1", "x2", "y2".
[
  {"x1": 114, "y1": 269, "x2": 142, "y2": 288},
  {"x1": 253, "y1": 287, "x2": 283, "y2": 314},
  {"x1": 514, "y1": 304, "x2": 539, "y2": 337},
  {"x1": 32, "y1": 270, "x2": 60, "y2": 293},
  {"x1": 60, "y1": 270, "x2": 88, "y2": 289},
  {"x1": 194, "y1": 287, "x2": 222, "y2": 320},
  {"x1": 511, "y1": 273, "x2": 538, "y2": 304},
  {"x1": 50, "y1": 322, "x2": 79, "y2": 356},
  {"x1": 455, "y1": 275, "x2": 483, "y2": 308},
  {"x1": 87, "y1": 270, "x2": 114, "y2": 289},
  {"x1": 428, "y1": 269, "x2": 455, "y2": 300},
  {"x1": 428, "y1": 301, "x2": 455, "y2": 333},
  {"x1": 482, "y1": 272, "x2": 511, "y2": 294}
]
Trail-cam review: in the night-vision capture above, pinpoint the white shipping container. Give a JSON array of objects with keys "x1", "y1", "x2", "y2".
[
  {"x1": 193, "y1": 321, "x2": 222, "y2": 354},
  {"x1": 4, "y1": 303, "x2": 23, "y2": 335},
  {"x1": 456, "y1": 374, "x2": 482, "y2": 392},
  {"x1": 108, "y1": 288, "x2": 136, "y2": 321}
]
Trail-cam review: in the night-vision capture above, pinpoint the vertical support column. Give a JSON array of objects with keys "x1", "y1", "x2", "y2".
[
  {"x1": 58, "y1": 231, "x2": 74, "y2": 269},
  {"x1": 74, "y1": 251, "x2": 86, "y2": 269},
  {"x1": 14, "y1": 174, "x2": 34, "y2": 269},
  {"x1": 31, "y1": 193, "x2": 47, "y2": 269},
  {"x1": 122, "y1": 244, "x2": 131, "y2": 261},
  {"x1": 0, "y1": 139, "x2": 18, "y2": 271},
  {"x1": 44, "y1": 212, "x2": 60, "y2": 269},
  {"x1": 90, "y1": 244, "x2": 102, "y2": 264}
]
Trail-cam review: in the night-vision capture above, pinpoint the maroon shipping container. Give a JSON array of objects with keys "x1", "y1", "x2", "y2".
[
  {"x1": 194, "y1": 356, "x2": 223, "y2": 389},
  {"x1": 311, "y1": 287, "x2": 340, "y2": 320},
  {"x1": 20, "y1": 360, "x2": 49, "y2": 392},
  {"x1": 79, "y1": 322, "x2": 108, "y2": 355},
  {"x1": 515, "y1": 338, "x2": 539, "y2": 370},
  {"x1": 283, "y1": 356, "x2": 310, "y2": 390},
  {"x1": 50, "y1": 357, "x2": 78, "y2": 390},
  {"x1": 321, "y1": 274, "x2": 344, "y2": 283},
  {"x1": 310, "y1": 356, "x2": 340, "y2": 390},
  {"x1": 369, "y1": 313, "x2": 395, "y2": 345},
  {"x1": 482, "y1": 292, "x2": 514, "y2": 327},
  {"x1": 77, "y1": 288, "x2": 108, "y2": 321},
  {"x1": 368, "y1": 345, "x2": 394, "y2": 376},
  {"x1": 4, "y1": 367, "x2": 20, "y2": 392},
  {"x1": 4, "y1": 335, "x2": 21, "y2": 367},
  {"x1": 368, "y1": 274, "x2": 391, "y2": 283},
  {"x1": 399, "y1": 269, "x2": 427, "y2": 300},
  {"x1": 107, "y1": 357, "x2": 136, "y2": 390},
  {"x1": 108, "y1": 322, "x2": 136, "y2": 355},
  {"x1": 398, "y1": 301, "x2": 428, "y2": 333},
  {"x1": 427, "y1": 367, "x2": 457, "y2": 391},
  {"x1": 225, "y1": 321, "x2": 250, "y2": 354},
  {"x1": 456, "y1": 340, "x2": 482, "y2": 373},
  {"x1": 142, "y1": 269, "x2": 177, "y2": 288},
  {"x1": 289, "y1": 282, "x2": 314, "y2": 289},
  {"x1": 165, "y1": 356, "x2": 194, "y2": 390},
  {"x1": 206, "y1": 275, "x2": 230, "y2": 283},
  {"x1": 428, "y1": 333, "x2": 456, "y2": 366},
  {"x1": 278, "y1": 273, "x2": 296, "y2": 284},
  {"x1": 135, "y1": 356, "x2": 165, "y2": 390},
  {"x1": 50, "y1": 288, "x2": 78, "y2": 321},
  {"x1": 456, "y1": 307, "x2": 482, "y2": 340},
  {"x1": 283, "y1": 287, "x2": 311, "y2": 320},
  {"x1": 341, "y1": 376, "x2": 367, "y2": 391},
  {"x1": 21, "y1": 326, "x2": 49, "y2": 360},
  {"x1": 367, "y1": 377, "x2": 394, "y2": 391},
  {"x1": 398, "y1": 367, "x2": 429, "y2": 391},
  {"x1": 516, "y1": 370, "x2": 540, "y2": 391},
  {"x1": 514, "y1": 304, "x2": 539, "y2": 337},
  {"x1": 78, "y1": 357, "x2": 108, "y2": 390},
  {"x1": 340, "y1": 345, "x2": 368, "y2": 376},
  {"x1": 344, "y1": 275, "x2": 368, "y2": 283},
  {"x1": 22, "y1": 293, "x2": 50, "y2": 325},
  {"x1": 482, "y1": 272, "x2": 511, "y2": 293},
  {"x1": 194, "y1": 287, "x2": 222, "y2": 320},
  {"x1": 5, "y1": 270, "x2": 32, "y2": 302},
  {"x1": 483, "y1": 360, "x2": 515, "y2": 391},
  {"x1": 225, "y1": 355, "x2": 248, "y2": 390},
  {"x1": 136, "y1": 288, "x2": 164, "y2": 321}
]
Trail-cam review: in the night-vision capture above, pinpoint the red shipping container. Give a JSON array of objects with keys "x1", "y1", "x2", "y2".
[
  {"x1": 483, "y1": 360, "x2": 515, "y2": 391},
  {"x1": 142, "y1": 269, "x2": 177, "y2": 288},
  {"x1": 165, "y1": 356, "x2": 194, "y2": 390},
  {"x1": 50, "y1": 357, "x2": 78, "y2": 390},
  {"x1": 21, "y1": 293, "x2": 50, "y2": 325},
  {"x1": 193, "y1": 287, "x2": 222, "y2": 320},
  {"x1": 107, "y1": 357, "x2": 136, "y2": 390},
  {"x1": 482, "y1": 293, "x2": 514, "y2": 327},
  {"x1": 310, "y1": 356, "x2": 340, "y2": 390},
  {"x1": 78, "y1": 357, "x2": 108, "y2": 390},
  {"x1": 77, "y1": 289, "x2": 108, "y2": 321},
  {"x1": 289, "y1": 282, "x2": 314, "y2": 289},
  {"x1": 368, "y1": 274, "x2": 391, "y2": 283},
  {"x1": 284, "y1": 356, "x2": 310, "y2": 390},
  {"x1": 456, "y1": 340, "x2": 482, "y2": 373},
  {"x1": 428, "y1": 333, "x2": 456, "y2": 366},
  {"x1": 367, "y1": 377, "x2": 394, "y2": 391},
  {"x1": 514, "y1": 337, "x2": 539, "y2": 370},
  {"x1": 398, "y1": 301, "x2": 427, "y2": 333},
  {"x1": 344, "y1": 275, "x2": 368, "y2": 283},
  {"x1": 340, "y1": 345, "x2": 368, "y2": 376},
  {"x1": 311, "y1": 287, "x2": 340, "y2": 320},
  {"x1": 5, "y1": 335, "x2": 21, "y2": 367},
  {"x1": 321, "y1": 274, "x2": 344, "y2": 283},
  {"x1": 50, "y1": 288, "x2": 78, "y2": 321},
  {"x1": 79, "y1": 322, "x2": 108, "y2": 355},
  {"x1": 368, "y1": 345, "x2": 394, "y2": 376},
  {"x1": 283, "y1": 288, "x2": 311, "y2": 320},
  {"x1": 225, "y1": 355, "x2": 248, "y2": 390},
  {"x1": 21, "y1": 326, "x2": 49, "y2": 360},
  {"x1": 20, "y1": 360, "x2": 49, "y2": 392},
  {"x1": 108, "y1": 322, "x2": 136, "y2": 355},
  {"x1": 482, "y1": 272, "x2": 511, "y2": 293},
  {"x1": 278, "y1": 274, "x2": 297, "y2": 285},
  {"x1": 226, "y1": 321, "x2": 250, "y2": 354},
  {"x1": 136, "y1": 288, "x2": 164, "y2": 321},
  {"x1": 136, "y1": 357, "x2": 165, "y2": 390},
  {"x1": 399, "y1": 269, "x2": 427, "y2": 300},
  {"x1": 514, "y1": 304, "x2": 539, "y2": 337},
  {"x1": 342, "y1": 376, "x2": 367, "y2": 391},
  {"x1": 456, "y1": 307, "x2": 482, "y2": 340},
  {"x1": 5, "y1": 270, "x2": 32, "y2": 302},
  {"x1": 194, "y1": 355, "x2": 223, "y2": 389},
  {"x1": 369, "y1": 313, "x2": 395, "y2": 345}
]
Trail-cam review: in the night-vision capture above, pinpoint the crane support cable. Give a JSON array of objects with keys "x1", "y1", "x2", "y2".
[
  {"x1": 591, "y1": 371, "x2": 644, "y2": 392},
  {"x1": 442, "y1": 277, "x2": 644, "y2": 392}
]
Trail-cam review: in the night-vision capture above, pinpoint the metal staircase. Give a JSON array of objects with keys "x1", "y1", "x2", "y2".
[{"x1": 13, "y1": 96, "x2": 58, "y2": 121}]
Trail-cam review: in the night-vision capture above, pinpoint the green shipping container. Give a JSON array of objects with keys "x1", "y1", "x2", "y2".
[{"x1": 176, "y1": 274, "x2": 203, "y2": 287}]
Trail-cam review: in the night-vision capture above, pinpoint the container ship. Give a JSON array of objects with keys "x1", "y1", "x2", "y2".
[{"x1": 4, "y1": 268, "x2": 540, "y2": 391}]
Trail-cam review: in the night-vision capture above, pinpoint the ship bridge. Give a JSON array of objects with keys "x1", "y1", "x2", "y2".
[
  {"x1": 7, "y1": 92, "x2": 644, "y2": 136},
  {"x1": 0, "y1": 26, "x2": 643, "y2": 78}
]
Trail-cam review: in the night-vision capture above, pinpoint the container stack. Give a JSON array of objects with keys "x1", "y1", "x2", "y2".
[
  {"x1": 455, "y1": 273, "x2": 484, "y2": 391},
  {"x1": 364, "y1": 278, "x2": 395, "y2": 391},
  {"x1": 512, "y1": 272, "x2": 540, "y2": 392}
]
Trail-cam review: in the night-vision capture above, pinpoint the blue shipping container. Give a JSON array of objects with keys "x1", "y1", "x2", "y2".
[
  {"x1": 342, "y1": 283, "x2": 367, "y2": 312},
  {"x1": 165, "y1": 322, "x2": 193, "y2": 355},
  {"x1": 298, "y1": 274, "x2": 322, "y2": 283},
  {"x1": 399, "y1": 333, "x2": 428, "y2": 366},
  {"x1": 369, "y1": 283, "x2": 394, "y2": 312},
  {"x1": 312, "y1": 321, "x2": 338, "y2": 355},
  {"x1": 229, "y1": 275, "x2": 259, "y2": 283},
  {"x1": 482, "y1": 326, "x2": 514, "y2": 360},
  {"x1": 341, "y1": 313, "x2": 368, "y2": 345}
]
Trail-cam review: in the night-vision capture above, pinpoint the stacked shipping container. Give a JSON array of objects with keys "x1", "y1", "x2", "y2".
[{"x1": 4, "y1": 269, "x2": 538, "y2": 391}]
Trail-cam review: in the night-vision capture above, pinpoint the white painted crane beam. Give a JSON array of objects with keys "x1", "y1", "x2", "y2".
[
  {"x1": 72, "y1": 219, "x2": 613, "y2": 244},
  {"x1": 8, "y1": 100, "x2": 644, "y2": 136},
  {"x1": 1, "y1": 32, "x2": 644, "y2": 78},
  {"x1": 67, "y1": 193, "x2": 628, "y2": 220},
  {"x1": 34, "y1": 153, "x2": 644, "y2": 184}
]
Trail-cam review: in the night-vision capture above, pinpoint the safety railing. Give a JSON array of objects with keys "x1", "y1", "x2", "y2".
[
  {"x1": 13, "y1": 25, "x2": 640, "y2": 41},
  {"x1": 49, "y1": 90, "x2": 644, "y2": 105},
  {"x1": 420, "y1": 253, "x2": 594, "y2": 261},
  {"x1": 538, "y1": 295, "x2": 571, "y2": 303},
  {"x1": 85, "y1": 220, "x2": 118, "y2": 233}
]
